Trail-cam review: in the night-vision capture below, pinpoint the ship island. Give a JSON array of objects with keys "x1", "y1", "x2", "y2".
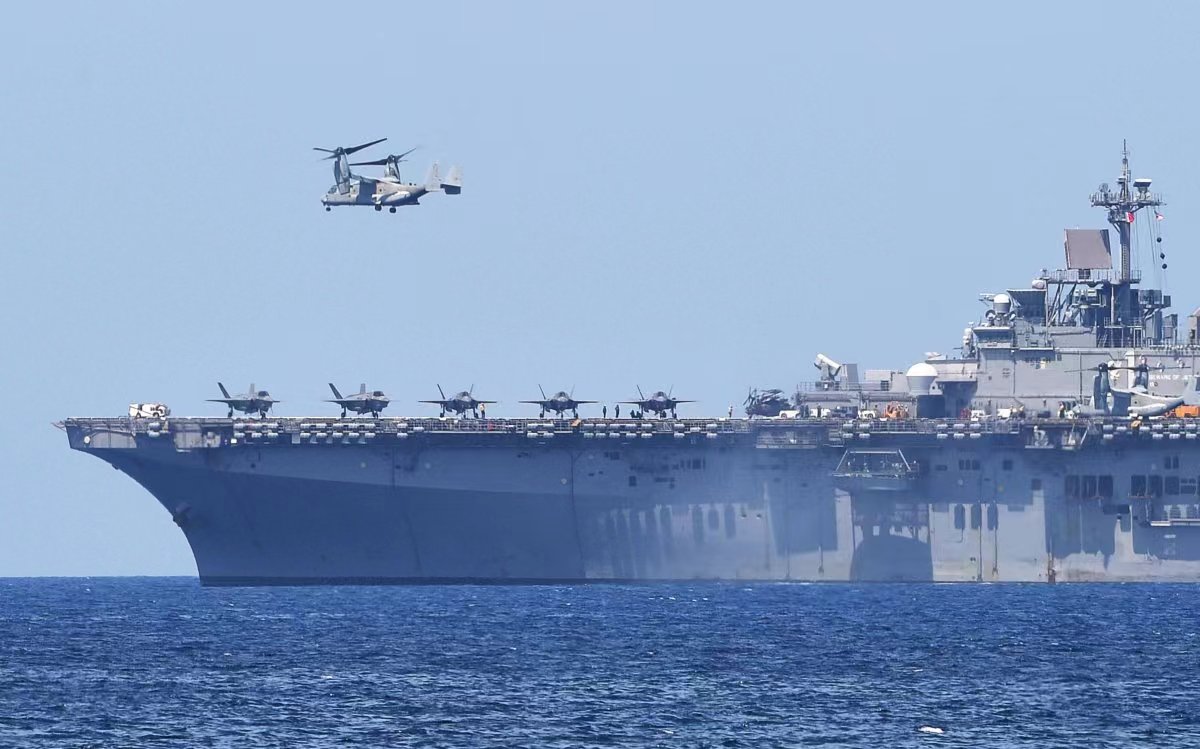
[{"x1": 59, "y1": 146, "x2": 1200, "y2": 584}]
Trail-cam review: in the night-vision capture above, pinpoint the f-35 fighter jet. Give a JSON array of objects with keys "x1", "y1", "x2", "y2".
[
  {"x1": 327, "y1": 383, "x2": 390, "y2": 418},
  {"x1": 208, "y1": 383, "x2": 277, "y2": 418},
  {"x1": 420, "y1": 385, "x2": 495, "y2": 418}
]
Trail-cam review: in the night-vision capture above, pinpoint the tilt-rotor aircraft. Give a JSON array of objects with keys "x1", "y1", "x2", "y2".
[
  {"x1": 327, "y1": 383, "x2": 390, "y2": 418},
  {"x1": 744, "y1": 387, "x2": 792, "y2": 417},
  {"x1": 316, "y1": 138, "x2": 462, "y2": 213},
  {"x1": 208, "y1": 383, "x2": 277, "y2": 418},
  {"x1": 1066, "y1": 362, "x2": 1189, "y2": 418},
  {"x1": 520, "y1": 386, "x2": 596, "y2": 418},
  {"x1": 621, "y1": 387, "x2": 695, "y2": 419},
  {"x1": 420, "y1": 385, "x2": 495, "y2": 418}
]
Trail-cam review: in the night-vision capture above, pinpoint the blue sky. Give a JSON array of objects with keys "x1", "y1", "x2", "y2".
[{"x1": 3, "y1": 2, "x2": 1199, "y2": 575}]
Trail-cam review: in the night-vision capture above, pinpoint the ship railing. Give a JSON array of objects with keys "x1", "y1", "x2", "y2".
[
  {"x1": 59, "y1": 416, "x2": 755, "y2": 437},
  {"x1": 67, "y1": 414, "x2": 1169, "y2": 442},
  {"x1": 794, "y1": 381, "x2": 894, "y2": 393},
  {"x1": 1041, "y1": 268, "x2": 1142, "y2": 284}
]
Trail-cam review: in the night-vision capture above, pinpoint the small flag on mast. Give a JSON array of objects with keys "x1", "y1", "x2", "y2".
[
  {"x1": 1155, "y1": 210, "x2": 1165, "y2": 221},
  {"x1": 1126, "y1": 211, "x2": 1135, "y2": 223}
]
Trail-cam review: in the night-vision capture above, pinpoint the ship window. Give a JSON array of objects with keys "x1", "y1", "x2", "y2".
[
  {"x1": 628, "y1": 475, "x2": 637, "y2": 487},
  {"x1": 1166, "y1": 456, "x2": 1180, "y2": 470},
  {"x1": 935, "y1": 464, "x2": 948, "y2": 472},
  {"x1": 986, "y1": 504, "x2": 998, "y2": 530},
  {"x1": 970, "y1": 504, "x2": 982, "y2": 530},
  {"x1": 1150, "y1": 475, "x2": 1164, "y2": 498},
  {"x1": 1031, "y1": 478, "x2": 1042, "y2": 491},
  {"x1": 1002, "y1": 459, "x2": 1013, "y2": 471},
  {"x1": 1131, "y1": 475, "x2": 1147, "y2": 498},
  {"x1": 724, "y1": 505, "x2": 736, "y2": 538},
  {"x1": 1065, "y1": 475, "x2": 1080, "y2": 499},
  {"x1": 1099, "y1": 475, "x2": 1114, "y2": 499},
  {"x1": 972, "y1": 459, "x2": 981, "y2": 471},
  {"x1": 953, "y1": 504, "x2": 965, "y2": 530},
  {"x1": 1166, "y1": 476, "x2": 1182, "y2": 496},
  {"x1": 1082, "y1": 476, "x2": 1097, "y2": 499},
  {"x1": 1182, "y1": 479, "x2": 1198, "y2": 496}
]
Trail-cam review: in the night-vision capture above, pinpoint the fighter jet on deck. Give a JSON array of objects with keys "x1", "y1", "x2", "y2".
[
  {"x1": 620, "y1": 387, "x2": 695, "y2": 419},
  {"x1": 420, "y1": 385, "x2": 495, "y2": 418},
  {"x1": 327, "y1": 383, "x2": 390, "y2": 418},
  {"x1": 208, "y1": 383, "x2": 277, "y2": 418},
  {"x1": 519, "y1": 386, "x2": 596, "y2": 418}
]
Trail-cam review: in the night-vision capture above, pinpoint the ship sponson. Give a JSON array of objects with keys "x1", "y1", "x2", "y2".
[{"x1": 60, "y1": 415, "x2": 1200, "y2": 584}]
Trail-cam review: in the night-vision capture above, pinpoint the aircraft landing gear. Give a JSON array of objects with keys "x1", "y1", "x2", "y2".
[
  {"x1": 374, "y1": 204, "x2": 382, "y2": 212},
  {"x1": 325, "y1": 206, "x2": 331, "y2": 212},
  {"x1": 540, "y1": 410, "x2": 546, "y2": 418},
  {"x1": 440, "y1": 410, "x2": 446, "y2": 418},
  {"x1": 573, "y1": 409, "x2": 579, "y2": 419},
  {"x1": 341, "y1": 408, "x2": 347, "y2": 418},
  {"x1": 389, "y1": 207, "x2": 397, "y2": 214},
  {"x1": 227, "y1": 408, "x2": 234, "y2": 418}
]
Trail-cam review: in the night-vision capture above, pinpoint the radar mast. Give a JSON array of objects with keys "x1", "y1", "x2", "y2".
[{"x1": 1089, "y1": 140, "x2": 1164, "y2": 283}]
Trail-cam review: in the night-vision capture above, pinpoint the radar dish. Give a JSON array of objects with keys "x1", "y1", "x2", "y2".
[{"x1": 1064, "y1": 228, "x2": 1112, "y2": 270}]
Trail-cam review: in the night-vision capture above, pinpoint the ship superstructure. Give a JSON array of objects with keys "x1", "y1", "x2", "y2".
[{"x1": 60, "y1": 146, "x2": 1200, "y2": 583}]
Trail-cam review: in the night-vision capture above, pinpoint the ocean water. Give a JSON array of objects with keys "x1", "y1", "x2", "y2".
[{"x1": 1, "y1": 580, "x2": 1198, "y2": 748}]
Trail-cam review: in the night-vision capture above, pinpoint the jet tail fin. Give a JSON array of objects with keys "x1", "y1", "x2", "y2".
[
  {"x1": 1181, "y1": 374, "x2": 1200, "y2": 406},
  {"x1": 218, "y1": 382, "x2": 231, "y2": 399},
  {"x1": 328, "y1": 383, "x2": 343, "y2": 400},
  {"x1": 425, "y1": 162, "x2": 442, "y2": 192},
  {"x1": 441, "y1": 165, "x2": 462, "y2": 195}
]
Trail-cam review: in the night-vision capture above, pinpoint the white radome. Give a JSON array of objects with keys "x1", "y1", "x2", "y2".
[{"x1": 906, "y1": 362, "x2": 938, "y2": 396}]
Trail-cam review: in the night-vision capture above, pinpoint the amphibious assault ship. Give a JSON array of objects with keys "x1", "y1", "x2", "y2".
[{"x1": 61, "y1": 147, "x2": 1200, "y2": 583}]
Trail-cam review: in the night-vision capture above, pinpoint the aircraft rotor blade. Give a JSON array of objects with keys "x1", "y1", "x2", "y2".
[
  {"x1": 351, "y1": 146, "x2": 418, "y2": 167},
  {"x1": 344, "y1": 137, "x2": 387, "y2": 156}
]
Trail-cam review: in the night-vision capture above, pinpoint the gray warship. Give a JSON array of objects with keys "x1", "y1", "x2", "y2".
[{"x1": 61, "y1": 147, "x2": 1200, "y2": 584}]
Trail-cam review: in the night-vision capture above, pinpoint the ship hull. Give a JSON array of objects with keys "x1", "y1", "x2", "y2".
[{"x1": 66, "y1": 417, "x2": 1200, "y2": 584}]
